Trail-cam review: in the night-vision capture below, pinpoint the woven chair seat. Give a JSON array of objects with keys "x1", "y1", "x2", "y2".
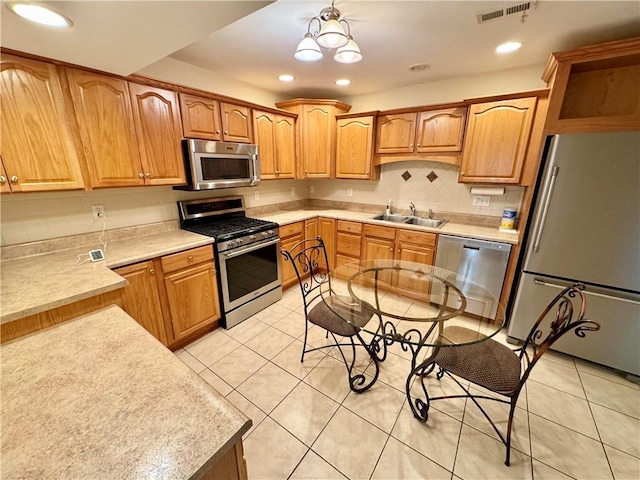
[
  {"x1": 307, "y1": 295, "x2": 374, "y2": 337},
  {"x1": 435, "y1": 336, "x2": 521, "y2": 394}
]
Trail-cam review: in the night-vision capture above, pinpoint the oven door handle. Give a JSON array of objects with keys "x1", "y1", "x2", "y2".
[{"x1": 221, "y1": 238, "x2": 280, "y2": 259}]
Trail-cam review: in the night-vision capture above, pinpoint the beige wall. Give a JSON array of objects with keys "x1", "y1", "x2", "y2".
[{"x1": 343, "y1": 64, "x2": 546, "y2": 112}]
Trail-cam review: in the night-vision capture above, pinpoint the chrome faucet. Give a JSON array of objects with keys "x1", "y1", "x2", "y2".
[
  {"x1": 409, "y1": 202, "x2": 416, "y2": 217},
  {"x1": 428, "y1": 209, "x2": 433, "y2": 219}
]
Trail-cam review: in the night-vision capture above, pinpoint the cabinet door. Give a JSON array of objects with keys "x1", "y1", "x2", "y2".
[
  {"x1": 114, "y1": 261, "x2": 168, "y2": 345},
  {"x1": 221, "y1": 103, "x2": 253, "y2": 143},
  {"x1": 319, "y1": 217, "x2": 336, "y2": 271},
  {"x1": 336, "y1": 116, "x2": 374, "y2": 179},
  {"x1": 253, "y1": 111, "x2": 277, "y2": 179},
  {"x1": 280, "y1": 232, "x2": 304, "y2": 289},
  {"x1": 164, "y1": 261, "x2": 220, "y2": 340},
  {"x1": 460, "y1": 97, "x2": 537, "y2": 184},
  {"x1": 416, "y1": 108, "x2": 466, "y2": 153},
  {"x1": 0, "y1": 54, "x2": 85, "y2": 192},
  {"x1": 304, "y1": 218, "x2": 318, "y2": 240},
  {"x1": 275, "y1": 115, "x2": 296, "y2": 178},
  {"x1": 375, "y1": 113, "x2": 417, "y2": 154},
  {"x1": 179, "y1": 93, "x2": 221, "y2": 140},
  {"x1": 66, "y1": 69, "x2": 144, "y2": 188},
  {"x1": 396, "y1": 242, "x2": 435, "y2": 297},
  {"x1": 129, "y1": 83, "x2": 186, "y2": 186},
  {"x1": 302, "y1": 105, "x2": 334, "y2": 178},
  {"x1": 361, "y1": 235, "x2": 395, "y2": 287}
]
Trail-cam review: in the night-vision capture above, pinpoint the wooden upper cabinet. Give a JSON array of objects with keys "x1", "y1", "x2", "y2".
[
  {"x1": 179, "y1": 93, "x2": 221, "y2": 140},
  {"x1": 415, "y1": 108, "x2": 466, "y2": 152},
  {"x1": 276, "y1": 99, "x2": 351, "y2": 179},
  {"x1": 253, "y1": 111, "x2": 296, "y2": 179},
  {"x1": 129, "y1": 83, "x2": 186, "y2": 186},
  {"x1": 274, "y1": 115, "x2": 296, "y2": 178},
  {"x1": 66, "y1": 69, "x2": 144, "y2": 188},
  {"x1": 0, "y1": 158, "x2": 11, "y2": 193},
  {"x1": 253, "y1": 111, "x2": 277, "y2": 178},
  {"x1": 220, "y1": 102, "x2": 253, "y2": 143},
  {"x1": 375, "y1": 113, "x2": 416, "y2": 154},
  {"x1": 336, "y1": 115, "x2": 376, "y2": 179},
  {"x1": 0, "y1": 54, "x2": 86, "y2": 192},
  {"x1": 459, "y1": 97, "x2": 537, "y2": 184}
]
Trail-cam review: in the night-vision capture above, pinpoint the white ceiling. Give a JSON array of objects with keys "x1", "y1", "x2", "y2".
[{"x1": 2, "y1": 1, "x2": 639, "y2": 98}]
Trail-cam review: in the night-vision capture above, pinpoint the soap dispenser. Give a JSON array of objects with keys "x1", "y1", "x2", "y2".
[{"x1": 385, "y1": 199, "x2": 391, "y2": 215}]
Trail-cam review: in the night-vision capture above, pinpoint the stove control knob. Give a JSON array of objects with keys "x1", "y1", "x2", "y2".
[
  {"x1": 249, "y1": 235, "x2": 256, "y2": 241},
  {"x1": 237, "y1": 239, "x2": 243, "y2": 246},
  {"x1": 261, "y1": 232, "x2": 269, "y2": 238},
  {"x1": 268, "y1": 230, "x2": 275, "y2": 235},
  {"x1": 227, "y1": 240, "x2": 235, "y2": 248}
]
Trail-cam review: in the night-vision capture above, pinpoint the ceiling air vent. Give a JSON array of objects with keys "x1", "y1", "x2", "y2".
[{"x1": 476, "y1": 1, "x2": 537, "y2": 24}]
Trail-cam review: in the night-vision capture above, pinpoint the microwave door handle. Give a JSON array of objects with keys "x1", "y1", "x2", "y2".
[
  {"x1": 252, "y1": 154, "x2": 260, "y2": 184},
  {"x1": 222, "y1": 238, "x2": 280, "y2": 259}
]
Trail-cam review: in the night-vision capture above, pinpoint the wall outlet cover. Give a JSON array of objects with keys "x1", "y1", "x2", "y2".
[{"x1": 472, "y1": 196, "x2": 491, "y2": 207}]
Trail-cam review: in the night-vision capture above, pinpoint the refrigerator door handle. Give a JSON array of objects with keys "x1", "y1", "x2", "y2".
[
  {"x1": 533, "y1": 165, "x2": 560, "y2": 253},
  {"x1": 533, "y1": 279, "x2": 640, "y2": 305}
]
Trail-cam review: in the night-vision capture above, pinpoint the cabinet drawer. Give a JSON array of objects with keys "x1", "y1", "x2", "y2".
[
  {"x1": 397, "y1": 229, "x2": 437, "y2": 247},
  {"x1": 363, "y1": 224, "x2": 396, "y2": 240},
  {"x1": 336, "y1": 232, "x2": 361, "y2": 257},
  {"x1": 281, "y1": 221, "x2": 304, "y2": 239},
  {"x1": 337, "y1": 220, "x2": 362, "y2": 234},
  {"x1": 161, "y1": 245, "x2": 214, "y2": 273}
]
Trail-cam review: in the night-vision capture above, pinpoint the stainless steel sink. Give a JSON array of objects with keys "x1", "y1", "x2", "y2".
[
  {"x1": 370, "y1": 213, "x2": 411, "y2": 223},
  {"x1": 406, "y1": 216, "x2": 448, "y2": 228}
]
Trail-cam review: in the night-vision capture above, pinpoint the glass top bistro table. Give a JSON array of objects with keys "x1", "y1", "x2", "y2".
[{"x1": 320, "y1": 259, "x2": 505, "y2": 422}]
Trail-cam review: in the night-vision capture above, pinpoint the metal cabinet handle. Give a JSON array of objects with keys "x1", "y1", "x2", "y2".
[
  {"x1": 224, "y1": 130, "x2": 229, "y2": 134},
  {"x1": 215, "y1": 130, "x2": 220, "y2": 134},
  {"x1": 138, "y1": 173, "x2": 145, "y2": 178},
  {"x1": 346, "y1": 225, "x2": 351, "y2": 230},
  {"x1": 0, "y1": 176, "x2": 5, "y2": 184},
  {"x1": 460, "y1": 172, "x2": 465, "y2": 176},
  {"x1": 188, "y1": 255, "x2": 194, "y2": 262},
  {"x1": 10, "y1": 176, "x2": 18, "y2": 183},
  {"x1": 389, "y1": 246, "x2": 393, "y2": 251},
  {"x1": 346, "y1": 243, "x2": 350, "y2": 248},
  {"x1": 145, "y1": 173, "x2": 152, "y2": 178},
  {"x1": 417, "y1": 143, "x2": 421, "y2": 147},
  {"x1": 275, "y1": 170, "x2": 280, "y2": 174},
  {"x1": 397, "y1": 248, "x2": 401, "y2": 253},
  {"x1": 409, "y1": 144, "x2": 413, "y2": 148},
  {"x1": 149, "y1": 269, "x2": 155, "y2": 274}
]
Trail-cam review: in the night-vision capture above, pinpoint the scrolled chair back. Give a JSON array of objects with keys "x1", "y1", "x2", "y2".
[
  {"x1": 280, "y1": 237, "x2": 331, "y2": 306},
  {"x1": 516, "y1": 282, "x2": 600, "y2": 381}
]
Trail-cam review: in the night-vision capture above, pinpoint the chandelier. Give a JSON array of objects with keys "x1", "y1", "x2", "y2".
[{"x1": 294, "y1": 1, "x2": 362, "y2": 64}]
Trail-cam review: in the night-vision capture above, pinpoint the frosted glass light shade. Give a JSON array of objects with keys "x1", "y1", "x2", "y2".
[
  {"x1": 9, "y1": 3, "x2": 72, "y2": 27},
  {"x1": 334, "y1": 36, "x2": 362, "y2": 63},
  {"x1": 294, "y1": 34, "x2": 323, "y2": 61},
  {"x1": 316, "y1": 19, "x2": 348, "y2": 48}
]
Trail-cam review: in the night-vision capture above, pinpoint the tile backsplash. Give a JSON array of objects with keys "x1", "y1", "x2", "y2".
[{"x1": 0, "y1": 163, "x2": 523, "y2": 246}]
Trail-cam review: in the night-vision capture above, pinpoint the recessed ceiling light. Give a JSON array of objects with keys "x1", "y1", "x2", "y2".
[
  {"x1": 278, "y1": 74, "x2": 295, "y2": 82},
  {"x1": 8, "y1": 3, "x2": 72, "y2": 28},
  {"x1": 496, "y1": 41, "x2": 523, "y2": 54},
  {"x1": 409, "y1": 63, "x2": 431, "y2": 72},
  {"x1": 335, "y1": 79, "x2": 351, "y2": 86}
]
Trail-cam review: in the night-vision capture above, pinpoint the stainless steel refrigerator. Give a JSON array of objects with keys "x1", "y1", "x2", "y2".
[{"x1": 508, "y1": 131, "x2": 640, "y2": 377}]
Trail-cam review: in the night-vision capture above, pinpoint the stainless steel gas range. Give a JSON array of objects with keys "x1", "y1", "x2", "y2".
[{"x1": 178, "y1": 196, "x2": 282, "y2": 329}]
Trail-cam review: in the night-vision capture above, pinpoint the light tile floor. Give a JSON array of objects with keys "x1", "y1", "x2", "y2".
[{"x1": 176, "y1": 289, "x2": 640, "y2": 480}]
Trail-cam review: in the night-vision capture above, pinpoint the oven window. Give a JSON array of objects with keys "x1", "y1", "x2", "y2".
[
  {"x1": 225, "y1": 243, "x2": 279, "y2": 303},
  {"x1": 201, "y1": 157, "x2": 250, "y2": 181}
]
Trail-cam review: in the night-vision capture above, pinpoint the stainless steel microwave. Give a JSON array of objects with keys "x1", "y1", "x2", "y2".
[{"x1": 175, "y1": 139, "x2": 260, "y2": 191}]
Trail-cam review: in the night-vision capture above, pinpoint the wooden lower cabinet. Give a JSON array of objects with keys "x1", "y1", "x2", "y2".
[
  {"x1": 114, "y1": 261, "x2": 168, "y2": 345},
  {"x1": 305, "y1": 217, "x2": 336, "y2": 271},
  {"x1": 280, "y1": 221, "x2": 305, "y2": 289},
  {"x1": 203, "y1": 440, "x2": 248, "y2": 480},
  {"x1": 114, "y1": 245, "x2": 220, "y2": 349},
  {"x1": 362, "y1": 224, "x2": 437, "y2": 297}
]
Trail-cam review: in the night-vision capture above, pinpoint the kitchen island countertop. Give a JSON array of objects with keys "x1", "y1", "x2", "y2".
[{"x1": 1, "y1": 305, "x2": 251, "y2": 479}]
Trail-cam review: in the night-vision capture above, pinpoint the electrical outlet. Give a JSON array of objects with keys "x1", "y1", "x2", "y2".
[
  {"x1": 91, "y1": 205, "x2": 106, "y2": 221},
  {"x1": 472, "y1": 196, "x2": 491, "y2": 207},
  {"x1": 310, "y1": 186, "x2": 314, "y2": 194},
  {"x1": 254, "y1": 191, "x2": 260, "y2": 200},
  {"x1": 347, "y1": 188, "x2": 353, "y2": 197},
  {"x1": 291, "y1": 187, "x2": 295, "y2": 196}
]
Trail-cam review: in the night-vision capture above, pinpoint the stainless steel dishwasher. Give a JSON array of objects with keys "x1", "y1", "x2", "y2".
[{"x1": 434, "y1": 235, "x2": 512, "y2": 320}]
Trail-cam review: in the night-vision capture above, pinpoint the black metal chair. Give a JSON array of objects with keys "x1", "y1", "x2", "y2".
[
  {"x1": 427, "y1": 283, "x2": 600, "y2": 466},
  {"x1": 281, "y1": 237, "x2": 380, "y2": 393}
]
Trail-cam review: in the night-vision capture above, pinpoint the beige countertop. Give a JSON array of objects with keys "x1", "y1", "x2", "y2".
[
  {"x1": 1, "y1": 229, "x2": 213, "y2": 323},
  {"x1": 1, "y1": 305, "x2": 251, "y2": 479},
  {"x1": 255, "y1": 208, "x2": 520, "y2": 245}
]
